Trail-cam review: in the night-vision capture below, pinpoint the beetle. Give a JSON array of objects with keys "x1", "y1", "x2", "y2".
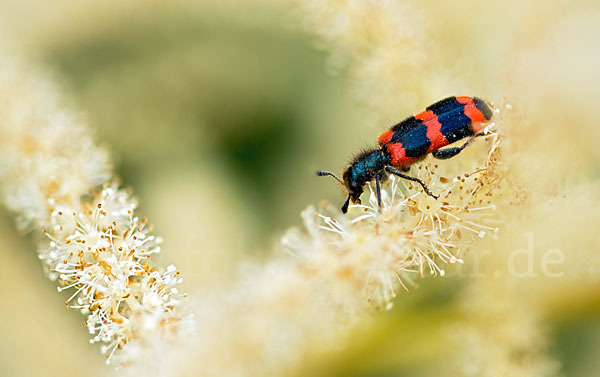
[{"x1": 317, "y1": 96, "x2": 494, "y2": 213}]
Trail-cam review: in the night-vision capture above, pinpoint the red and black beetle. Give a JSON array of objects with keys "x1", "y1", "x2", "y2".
[{"x1": 317, "y1": 96, "x2": 494, "y2": 213}]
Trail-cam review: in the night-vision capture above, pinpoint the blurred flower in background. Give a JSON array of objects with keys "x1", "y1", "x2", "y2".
[{"x1": 0, "y1": 1, "x2": 599, "y2": 377}]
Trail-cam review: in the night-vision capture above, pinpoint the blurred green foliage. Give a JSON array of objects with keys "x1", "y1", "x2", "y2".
[{"x1": 43, "y1": 11, "x2": 367, "y2": 249}]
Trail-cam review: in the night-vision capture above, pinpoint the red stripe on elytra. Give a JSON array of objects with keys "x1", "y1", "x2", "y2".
[
  {"x1": 463, "y1": 103, "x2": 487, "y2": 133},
  {"x1": 387, "y1": 142, "x2": 419, "y2": 167},
  {"x1": 424, "y1": 116, "x2": 449, "y2": 153},
  {"x1": 455, "y1": 96, "x2": 473, "y2": 105},
  {"x1": 378, "y1": 130, "x2": 394, "y2": 146},
  {"x1": 414, "y1": 110, "x2": 436, "y2": 121}
]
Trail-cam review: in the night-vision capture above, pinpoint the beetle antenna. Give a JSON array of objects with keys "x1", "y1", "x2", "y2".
[{"x1": 316, "y1": 170, "x2": 343, "y2": 185}]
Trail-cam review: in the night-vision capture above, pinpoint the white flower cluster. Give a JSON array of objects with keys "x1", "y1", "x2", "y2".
[
  {"x1": 40, "y1": 184, "x2": 184, "y2": 362},
  {"x1": 0, "y1": 53, "x2": 186, "y2": 364},
  {"x1": 284, "y1": 133, "x2": 504, "y2": 311},
  {"x1": 138, "y1": 133, "x2": 506, "y2": 377}
]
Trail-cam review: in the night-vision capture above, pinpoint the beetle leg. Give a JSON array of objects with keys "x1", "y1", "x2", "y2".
[
  {"x1": 385, "y1": 167, "x2": 439, "y2": 199},
  {"x1": 341, "y1": 195, "x2": 351, "y2": 214},
  {"x1": 375, "y1": 171, "x2": 384, "y2": 211},
  {"x1": 432, "y1": 133, "x2": 480, "y2": 160}
]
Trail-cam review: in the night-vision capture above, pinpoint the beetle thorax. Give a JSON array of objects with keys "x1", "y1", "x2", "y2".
[{"x1": 342, "y1": 148, "x2": 389, "y2": 203}]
